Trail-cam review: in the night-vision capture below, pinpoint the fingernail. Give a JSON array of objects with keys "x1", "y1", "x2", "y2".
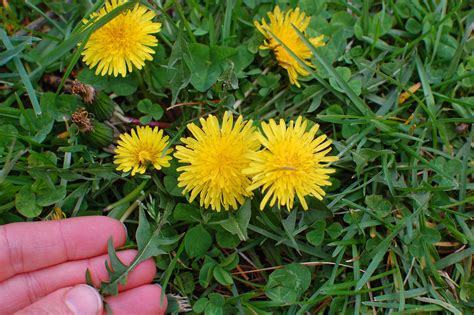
[
  {"x1": 65, "y1": 285, "x2": 103, "y2": 315},
  {"x1": 121, "y1": 222, "x2": 128, "y2": 236}
]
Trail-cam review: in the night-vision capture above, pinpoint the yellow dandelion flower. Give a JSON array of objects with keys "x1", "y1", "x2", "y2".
[
  {"x1": 174, "y1": 112, "x2": 260, "y2": 212},
  {"x1": 254, "y1": 6, "x2": 325, "y2": 87},
  {"x1": 114, "y1": 126, "x2": 172, "y2": 176},
  {"x1": 244, "y1": 116, "x2": 338, "y2": 211},
  {"x1": 81, "y1": 0, "x2": 161, "y2": 77}
]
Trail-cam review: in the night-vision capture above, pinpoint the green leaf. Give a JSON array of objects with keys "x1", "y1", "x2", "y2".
[
  {"x1": 100, "y1": 238, "x2": 129, "y2": 295},
  {"x1": 167, "y1": 33, "x2": 192, "y2": 104},
  {"x1": 109, "y1": 74, "x2": 138, "y2": 96},
  {"x1": 193, "y1": 298, "x2": 209, "y2": 313},
  {"x1": 217, "y1": 200, "x2": 251, "y2": 241},
  {"x1": 173, "y1": 203, "x2": 201, "y2": 222},
  {"x1": 204, "y1": 304, "x2": 224, "y2": 315},
  {"x1": 327, "y1": 222, "x2": 343, "y2": 239},
  {"x1": 137, "y1": 99, "x2": 164, "y2": 120},
  {"x1": 164, "y1": 176, "x2": 183, "y2": 197},
  {"x1": 199, "y1": 256, "x2": 217, "y2": 288},
  {"x1": 139, "y1": 115, "x2": 152, "y2": 125},
  {"x1": 173, "y1": 271, "x2": 195, "y2": 295},
  {"x1": 286, "y1": 263, "x2": 311, "y2": 291},
  {"x1": 185, "y1": 224, "x2": 212, "y2": 257},
  {"x1": 460, "y1": 281, "x2": 474, "y2": 303},
  {"x1": 216, "y1": 230, "x2": 240, "y2": 248},
  {"x1": 19, "y1": 108, "x2": 54, "y2": 143},
  {"x1": 365, "y1": 195, "x2": 392, "y2": 218},
  {"x1": 265, "y1": 286, "x2": 298, "y2": 304},
  {"x1": 231, "y1": 46, "x2": 254, "y2": 74},
  {"x1": 282, "y1": 209, "x2": 300, "y2": 252},
  {"x1": 36, "y1": 185, "x2": 66, "y2": 207},
  {"x1": 184, "y1": 43, "x2": 236, "y2": 91},
  {"x1": 306, "y1": 220, "x2": 326, "y2": 246},
  {"x1": 265, "y1": 263, "x2": 311, "y2": 303},
  {"x1": 100, "y1": 204, "x2": 177, "y2": 296},
  {"x1": 208, "y1": 294, "x2": 225, "y2": 308},
  {"x1": 136, "y1": 209, "x2": 181, "y2": 260},
  {"x1": 406, "y1": 18, "x2": 422, "y2": 34},
  {"x1": 15, "y1": 185, "x2": 42, "y2": 218},
  {"x1": 212, "y1": 265, "x2": 233, "y2": 285},
  {"x1": 422, "y1": 227, "x2": 441, "y2": 244},
  {"x1": 77, "y1": 67, "x2": 109, "y2": 90},
  {"x1": 40, "y1": 93, "x2": 81, "y2": 121}
]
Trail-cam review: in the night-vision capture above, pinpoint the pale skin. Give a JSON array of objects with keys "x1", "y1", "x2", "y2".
[{"x1": 0, "y1": 216, "x2": 167, "y2": 314}]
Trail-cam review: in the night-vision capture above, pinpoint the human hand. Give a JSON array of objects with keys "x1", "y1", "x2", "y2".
[{"x1": 0, "y1": 216, "x2": 167, "y2": 314}]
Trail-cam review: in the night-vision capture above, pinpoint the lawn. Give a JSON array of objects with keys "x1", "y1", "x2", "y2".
[{"x1": 1, "y1": 0, "x2": 473, "y2": 314}]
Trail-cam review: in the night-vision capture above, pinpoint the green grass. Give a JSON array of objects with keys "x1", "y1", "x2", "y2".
[{"x1": 1, "y1": 0, "x2": 473, "y2": 314}]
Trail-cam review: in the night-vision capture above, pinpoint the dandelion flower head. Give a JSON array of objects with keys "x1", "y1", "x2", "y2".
[
  {"x1": 81, "y1": 0, "x2": 161, "y2": 77},
  {"x1": 114, "y1": 126, "x2": 172, "y2": 176},
  {"x1": 174, "y1": 112, "x2": 260, "y2": 212},
  {"x1": 254, "y1": 6, "x2": 325, "y2": 87},
  {"x1": 244, "y1": 116, "x2": 338, "y2": 211}
]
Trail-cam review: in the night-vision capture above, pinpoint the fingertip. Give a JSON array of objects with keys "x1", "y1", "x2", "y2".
[
  {"x1": 86, "y1": 216, "x2": 128, "y2": 248},
  {"x1": 60, "y1": 216, "x2": 127, "y2": 250},
  {"x1": 65, "y1": 284, "x2": 103, "y2": 315},
  {"x1": 0, "y1": 216, "x2": 128, "y2": 283},
  {"x1": 15, "y1": 285, "x2": 103, "y2": 315},
  {"x1": 105, "y1": 285, "x2": 167, "y2": 315}
]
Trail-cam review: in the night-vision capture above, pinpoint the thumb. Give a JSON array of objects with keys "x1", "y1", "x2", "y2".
[{"x1": 16, "y1": 284, "x2": 103, "y2": 315}]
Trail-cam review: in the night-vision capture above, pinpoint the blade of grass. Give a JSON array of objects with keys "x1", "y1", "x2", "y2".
[
  {"x1": 0, "y1": 40, "x2": 28, "y2": 66},
  {"x1": 445, "y1": 8, "x2": 472, "y2": 80},
  {"x1": 352, "y1": 245, "x2": 361, "y2": 314},
  {"x1": 415, "y1": 53, "x2": 437, "y2": 148},
  {"x1": 174, "y1": 0, "x2": 196, "y2": 43},
  {"x1": 261, "y1": 29, "x2": 352, "y2": 110},
  {"x1": 0, "y1": 29, "x2": 41, "y2": 115},
  {"x1": 355, "y1": 200, "x2": 426, "y2": 291},
  {"x1": 221, "y1": 0, "x2": 234, "y2": 44},
  {"x1": 25, "y1": 0, "x2": 65, "y2": 36},
  {"x1": 398, "y1": 142, "x2": 451, "y2": 179},
  {"x1": 290, "y1": 25, "x2": 373, "y2": 116}
]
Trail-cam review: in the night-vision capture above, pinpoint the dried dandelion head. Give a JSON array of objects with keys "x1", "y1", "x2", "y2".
[
  {"x1": 72, "y1": 108, "x2": 93, "y2": 133},
  {"x1": 71, "y1": 80, "x2": 96, "y2": 104}
]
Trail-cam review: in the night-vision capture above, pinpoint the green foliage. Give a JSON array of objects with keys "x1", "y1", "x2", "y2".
[
  {"x1": 1, "y1": 0, "x2": 473, "y2": 314},
  {"x1": 100, "y1": 203, "x2": 180, "y2": 296}
]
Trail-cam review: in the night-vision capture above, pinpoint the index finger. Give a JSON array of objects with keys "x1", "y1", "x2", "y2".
[{"x1": 0, "y1": 216, "x2": 126, "y2": 282}]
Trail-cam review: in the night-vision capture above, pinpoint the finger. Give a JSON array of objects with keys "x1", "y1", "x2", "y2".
[
  {"x1": 105, "y1": 284, "x2": 167, "y2": 315},
  {"x1": 0, "y1": 216, "x2": 126, "y2": 281},
  {"x1": 1, "y1": 250, "x2": 156, "y2": 314},
  {"x1": 15, "y1": 284, "x2": 103, "y2": 315}
]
